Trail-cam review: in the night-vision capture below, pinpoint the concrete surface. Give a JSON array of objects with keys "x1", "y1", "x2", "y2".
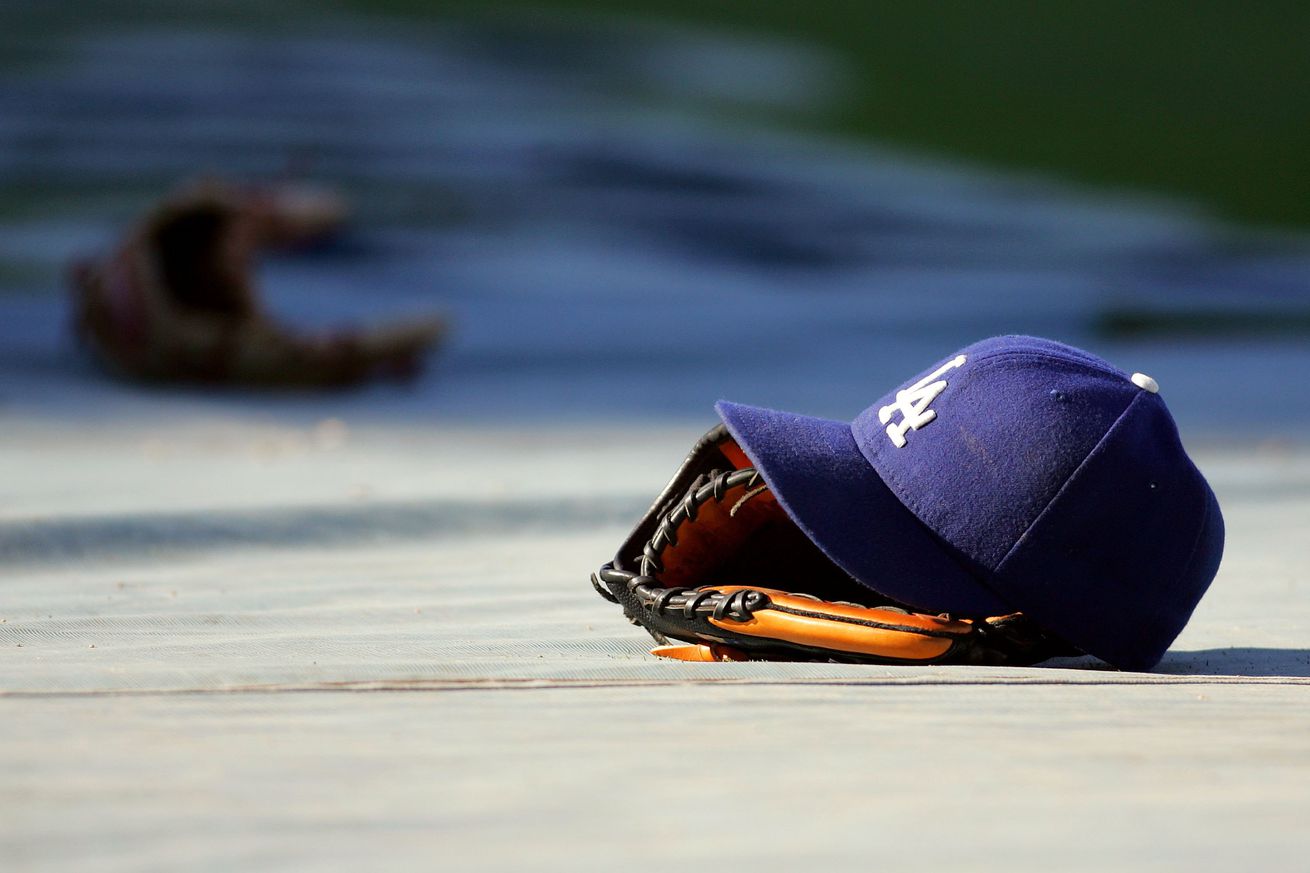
[{"x1": 3, "y1": 420, "x2": 1309, "y2": 872}]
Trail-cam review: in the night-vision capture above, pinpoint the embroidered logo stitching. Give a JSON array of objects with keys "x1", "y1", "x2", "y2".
[{"x1": 877, "y1": 354, "x2": 966, "y2": 448}]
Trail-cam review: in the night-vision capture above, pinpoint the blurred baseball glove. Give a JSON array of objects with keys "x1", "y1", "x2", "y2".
[
  {"x1": 70, "y1": 180, "x2": 445, "y2": 388},
  {"x1": 592, "y1": 425, "x2": 1076, "y2": 665}
]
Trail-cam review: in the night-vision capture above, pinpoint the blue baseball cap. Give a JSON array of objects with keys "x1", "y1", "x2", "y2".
[{"x1": 716, "y1": 335, "x2": 1224, "y2": 671}]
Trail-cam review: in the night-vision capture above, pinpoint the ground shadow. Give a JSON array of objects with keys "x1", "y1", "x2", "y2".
[
  {"x1": 0, "y1": 494, "x2": 648, "y2": 568},
  {"x1": 1155, "y1": 648, "x2": 1310, "y2": 678}
]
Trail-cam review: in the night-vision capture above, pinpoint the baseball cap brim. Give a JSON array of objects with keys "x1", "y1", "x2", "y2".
[{"x1": 716, "y1": 400, "x2": 1014, "y2": 617}]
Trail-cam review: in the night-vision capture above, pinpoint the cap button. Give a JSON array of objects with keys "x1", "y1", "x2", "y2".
[{"x1": 1131, "y1": 372, "x2": 1159, "y2": 393}]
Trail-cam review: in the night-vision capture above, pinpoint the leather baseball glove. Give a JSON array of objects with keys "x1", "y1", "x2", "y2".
[
  {"x1": 592, "y1": 424, "x2": 1076, "y2": 665},
  {"x1": 70, "y1": 180, "x2": 445, "y2": 388}
]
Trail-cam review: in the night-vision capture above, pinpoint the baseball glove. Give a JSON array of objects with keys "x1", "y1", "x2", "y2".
[
  {"x1": 70, "y1": 180, "x2": 445, "y2": 388},
  {"x1": 592, "y1": 424, "x2": 1076, "y2": 665}
]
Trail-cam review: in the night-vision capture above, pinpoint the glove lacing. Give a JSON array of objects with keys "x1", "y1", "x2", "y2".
[{"x1": 591, "y1": 467, "x2": 772, "y2": 623}]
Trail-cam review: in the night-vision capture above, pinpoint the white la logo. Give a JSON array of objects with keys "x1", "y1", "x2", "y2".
[{"x1": 878, "y1": 354, "x2": 966, "y2": 448}]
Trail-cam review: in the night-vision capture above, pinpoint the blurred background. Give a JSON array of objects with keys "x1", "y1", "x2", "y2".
[{"x1": 1, "y1": 0, "x2": 1308, "y2": 432}]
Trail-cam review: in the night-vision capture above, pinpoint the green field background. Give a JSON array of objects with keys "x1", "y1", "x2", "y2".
[{"x1": 359, "y1": 1, "x2": 1310, "y2": 230}]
